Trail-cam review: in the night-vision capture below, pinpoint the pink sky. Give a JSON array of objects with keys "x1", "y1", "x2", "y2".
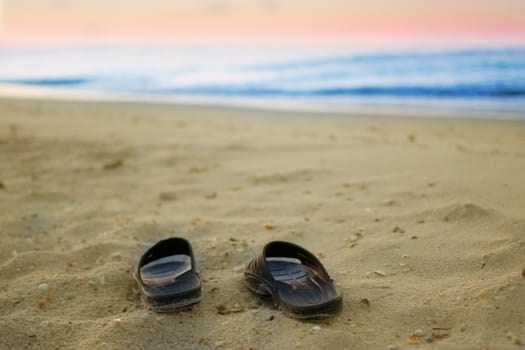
[{"x1": 1, "y1": 0, "x2": 525, "y2": 46}]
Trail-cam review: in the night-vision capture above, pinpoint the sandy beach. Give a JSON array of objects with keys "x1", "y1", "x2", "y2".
[{"x1": 0, "y1": 96, "x2": 524, "y2": 349}]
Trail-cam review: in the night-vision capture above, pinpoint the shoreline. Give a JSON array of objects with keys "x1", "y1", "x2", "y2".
[
  {"x1": 1, "y1": 96, "x2": 524, "y2": 349},
  {"x1": 2, "y1": 84, "x2": 525, "y2": 122}
]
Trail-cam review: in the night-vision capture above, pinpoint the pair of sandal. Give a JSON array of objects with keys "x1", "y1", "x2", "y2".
[{"x1": 134, "y1": 238, "x2": 342, "y2": 319}]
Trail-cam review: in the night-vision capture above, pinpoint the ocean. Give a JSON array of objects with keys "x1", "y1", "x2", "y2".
[{"x1": 1, "y1": 44, "x2": 524, "y2": 116}]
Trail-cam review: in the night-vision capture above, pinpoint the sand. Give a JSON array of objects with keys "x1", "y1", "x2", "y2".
[{"x1": 0, "y1": 97, "x2": 524, "y2": 349}]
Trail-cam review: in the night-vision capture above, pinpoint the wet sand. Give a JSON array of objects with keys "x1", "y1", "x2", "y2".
[{"x1": 0, "y1": 97, "x2": 524, "y2": 349}]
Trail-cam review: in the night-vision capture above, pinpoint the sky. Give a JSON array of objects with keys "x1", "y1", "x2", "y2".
[{"x1": 1, "y1": 0, "x2": 525, "y2": 46}]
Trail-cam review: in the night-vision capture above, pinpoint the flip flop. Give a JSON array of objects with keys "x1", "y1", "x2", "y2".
[
  {"x1": 134, "y1": 237, "x2": 202, "y2": 312},
  {"x1": 244, "y1": 241, "x2": 342, "y2": 319}
]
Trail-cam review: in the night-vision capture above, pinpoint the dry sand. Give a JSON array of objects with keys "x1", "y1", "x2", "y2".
[{"x1": 0, "y1": 97, "x2": 524, "y2": 349}]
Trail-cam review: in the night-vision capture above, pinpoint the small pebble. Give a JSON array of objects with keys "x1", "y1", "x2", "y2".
[
  {"x1": 214, "y1": 340, "x2": 225, "y2": 348},
  {"x1": 216, "y1": 304, "x2": 230, "y2": 315},
  {"x1": 266, "y1": 315, "x2": 274, "y2": 321},
  {"x1": 312, "y1": 325, "x2": 321, "y2": 331},
  {"x1": 110, "y1": 252, "x2": 122, "y2": 260},
  {"x1": 97, "y1": 274, "x2": 106, "y2": 286},
  {"x1": 230, "y1": 303, "x2": 244, "y2": 313},
  {"x1": 387, "y1": 345, "x2": 399, "y2": 350},
  {"x1": 142, "y1": 312, "x2": 152, "y2": 320},
  {"x1": 38, "y1": 283, "x2": 49, "y2": 291},
  {"x1": 40, "y1": 320, "x2": 49, "y2": 328},
  {"x1": 414, "y1": 329, "x2": 425, "y2": 336}
]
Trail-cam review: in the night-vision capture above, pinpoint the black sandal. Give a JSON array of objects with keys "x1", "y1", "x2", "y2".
[
  {"x1": 244, "y1": 241, "x2": 342, "y2": 319},
  {"x1": 134, "y1": 237, "x2": 202, "y2": 312}
]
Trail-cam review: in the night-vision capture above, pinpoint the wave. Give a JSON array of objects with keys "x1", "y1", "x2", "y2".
[
  {"x1": 248, "y1": 47, "x2": 525, "y2": 71},
  {"x1": 152, "y1": 85, "x2": 525, "y2": 98},
  {"x1": 0, "y1": 78, "x2": 89, "y2": 86}
]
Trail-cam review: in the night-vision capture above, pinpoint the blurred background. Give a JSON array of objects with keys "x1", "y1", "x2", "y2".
[{"x1": 1, "y1": 0, "x2": 524, "y2": 115}]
